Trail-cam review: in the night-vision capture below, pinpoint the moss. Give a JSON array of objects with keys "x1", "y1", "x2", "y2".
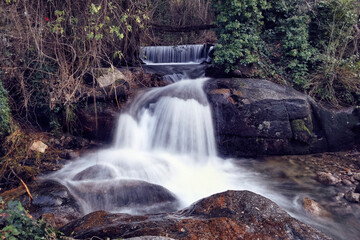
[
  {"x1": 291, "y1": 119, "x2": 311, "y2": 135},
  {"x1": 0, "y1": 78, "x2": 11, "y2": 141}
]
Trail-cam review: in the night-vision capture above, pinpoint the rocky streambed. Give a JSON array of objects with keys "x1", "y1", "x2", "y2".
[
  {"x1": 1, "y1": 70, "x2": 360, "y2": 239},
  {"x1": 2, "y1": 150, "x2": 359, "y2": 240}
]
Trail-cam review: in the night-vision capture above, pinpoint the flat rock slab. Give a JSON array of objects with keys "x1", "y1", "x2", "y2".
[{"x1": 60, "y1": 190, "x2": 331, "y2": 240}]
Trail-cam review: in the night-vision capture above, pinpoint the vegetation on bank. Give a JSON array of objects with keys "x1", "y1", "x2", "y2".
[
  {"x1": 0, "y1": 77, "x2": 11, "y2": 145},
  {"x1": 212, "y1": 0, "x2": 360, "y2": 106},
  {"x1": 0, "y1": 197, "x2": 62, "y2": 239}
]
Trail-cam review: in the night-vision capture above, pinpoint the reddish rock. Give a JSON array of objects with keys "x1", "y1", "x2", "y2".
[
  {"x1": 302, "y1": 197, "x2": 331, "y2": 218},
  {"x1": 60, "y1": 190, "x2": 331, "y2": 240}
]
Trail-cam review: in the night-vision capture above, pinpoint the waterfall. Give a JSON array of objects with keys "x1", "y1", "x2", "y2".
[
  {"x1": 140, "y1": 44, "x2": 209, "y2": 64},
  {"x1": 46, "y1": 44, "x2": 277, "y2": 215},
  {"x1": 114, "y1": 79, "x2": 216, "y2": 157}
]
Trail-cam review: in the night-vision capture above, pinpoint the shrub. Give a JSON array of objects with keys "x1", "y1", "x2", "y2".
[
  {"x1": 261, "y1": 0, "x2": 315, "y2": 91},
  {"x1": 0, "y1": 77, "x2": 11, "y2": 142},
  {"x1": 212, "y1": 0, "x2": 269, "y2": 73},
  {"x1": 307, "y1": 0, "x2": 360, "y2": 105},
  {"x1": 212, "y1": 0, "x2": 360, "y2": 106},
  {"x1": 0, "y1": 0, "x2": 152, "y2": 129},
  {"x1": 0, "y1": 197, "x2": 62, "y2": 240}
]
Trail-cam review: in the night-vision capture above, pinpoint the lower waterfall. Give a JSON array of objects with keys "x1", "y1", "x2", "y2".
[
  {"x1": 47, "y1": 75, "x2": 277, "y2": 214},
  {"x1": 44, "y1": 45, "x2": 353, "y2": 240}
]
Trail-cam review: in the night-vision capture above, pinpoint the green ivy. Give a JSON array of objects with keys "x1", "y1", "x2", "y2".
[
  {"x1": 262, "y1": 0, "x2": 315, "y2": 91},
  {"x1": 212, "y1": 0, "x2": 269, "y2": 73},
  {"x1": 0, "y1": 76, "x2": 11, "y2": 141},
  {"x1": 212, "y1": 0, "x2": 360, "y2": 105},
  {"x1": 0, "y1": 197, "x2": 63, "y2": 240}
]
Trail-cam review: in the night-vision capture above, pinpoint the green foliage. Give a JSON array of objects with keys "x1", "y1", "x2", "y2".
[
  {"x1": 0, "y1": 197, "x2": 63, "y2": 239},
  {"x1": 212, "y1": 0, "x2": 269, "y2": 73},
  {"x1": 0, "y1": 76, "x2": 11, "y2": 141},
  {"x1": 307, "y1": 0, "x2": 360, "y2": 105},
  {"x1": 212, "y1": 0, "x2": 360, "y2": 106},
  {"x1": 262, "y1": 0, "x2": 315, "y2": 90},
  {"x1": 0, "y1": 0, "x2": 153, "y2": 131}
]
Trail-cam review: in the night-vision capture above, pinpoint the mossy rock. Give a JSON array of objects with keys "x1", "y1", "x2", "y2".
[{"x1": 290, "y1": 119, "x2": 313, "y2": 143}]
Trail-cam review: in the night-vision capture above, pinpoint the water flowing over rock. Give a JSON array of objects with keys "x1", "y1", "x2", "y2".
[
  {"x1": 205, "y1": 78, "x2": 359, "y2": 156},
  {"x1": 140, "y1": 44, "x2": 209, "y2": 64},
  {"x1": 29, "y1": 45, "x2": 344, "y2": 239},
  {"x1": 60, "y1": 191, "x2": 331, "y2": 240},
  {"x1": 302, "y1": 197, "x2": 331, "y2": 218}
]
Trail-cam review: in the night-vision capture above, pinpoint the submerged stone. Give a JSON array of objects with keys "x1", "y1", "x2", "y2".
[
  {"x1": 302, "y1": 197, "x2": 331, "y2": 218},
  {"x1": 345, "y1": 191, "x2": 360, "y2": 203},
  {"x1": 67, "y1": 179, "x2": 179, "y2": 214},
  {"x1": 316, "y1": 172, "x2": 340, "y2": 185}
]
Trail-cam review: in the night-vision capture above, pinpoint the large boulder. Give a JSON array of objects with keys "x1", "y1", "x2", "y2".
[
  {"x1": 205, "y1": 78, "x2": 359, "y2": 157},
  {"x1": 60, "y1": 190, "x2": 331, "y2": 239}
]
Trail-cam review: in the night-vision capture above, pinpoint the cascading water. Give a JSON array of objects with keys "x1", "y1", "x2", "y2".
[
  {"x1": 140, "y1": 44, "x2": 208, "y2": 64},
  {"x1": 46, "y1": 44, "x2": 349, "y2": 239},
  {"x1": 47, "y1": 44, "x2": 275, "y2": 215}
]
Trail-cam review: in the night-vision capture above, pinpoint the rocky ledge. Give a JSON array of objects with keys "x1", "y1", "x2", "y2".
[
  {"x1": 60, "y1": 190, "x2": 331, "y2": 240},
  {"x1": 205, "y1": 78, "x2": 360, "y2": 157}
]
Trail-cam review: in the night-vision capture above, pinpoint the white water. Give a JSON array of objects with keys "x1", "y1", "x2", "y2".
[
  {"x1": 46, "y1": 45, "x2": 282, "y2": 216},
  {"x1": 48, "y1": 76, "x2": 281, "y2": 214},
  {"x1": 43, "y1": 45, "x2": 355, "y2": 239},
  {"x1": 140, "y1": 44, "x2": 208, "y2": 64}
]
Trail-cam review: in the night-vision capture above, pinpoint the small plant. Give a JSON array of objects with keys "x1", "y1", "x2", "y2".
[
  {"x1": 0, "y1": 76, "x2": 11, "y2": 143},
  {"x1": 0, "y1": 197, "x2": 63, "y2": 240}
]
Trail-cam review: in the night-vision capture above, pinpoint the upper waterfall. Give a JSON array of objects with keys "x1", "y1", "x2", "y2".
[{"x1": 140, "y1": 44, "x2": 209, "y2": 64}]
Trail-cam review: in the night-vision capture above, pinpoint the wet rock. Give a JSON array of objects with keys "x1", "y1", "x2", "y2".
[
  {"x1": 59, "y1": 149, "x2": 80, "y2": 160},
  {"x1": 76, "y1": 105, "x2": 117, "y2": 142},
  {"x1": 60, "y1": 190, "x2": 331, "y2": 240},
  {"x1": 67, "y1": 180, "x2": 179, "y2": 215},
  {"x1": 342, "y1": 179, "x2": 353, "y2": 186},
  {"x1": 205, "y1": 78, "x2": 359, "y2": 157},
  {"x1": 344, "y1": 191, "x2": 360, "y2": 203},
  {"x1": 17, "y1": 180, "x2": 82, "y2": 228},
  {"x1": 302, "y1": 197, "x2": 331, "y2": 218},
  {"x1": 355, "y1": 183, "x2": 360, "y2": 193},
  {"x1": 316, "y1": 172, "x2": 339, "y2": 185},
  {"x1": 353, "y1": 172, "x2": 360, "y2": 181},
  {"x1": 72, "y1": 164, "x2": 116, "y2": 181},
  {"x1": 335, "y1": 192, "x2": 345, "y2": 201}
]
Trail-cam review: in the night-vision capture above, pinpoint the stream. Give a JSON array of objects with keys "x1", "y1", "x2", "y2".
[{"x1": 47, "y1": 44, "x2": 359, "y2": 240}]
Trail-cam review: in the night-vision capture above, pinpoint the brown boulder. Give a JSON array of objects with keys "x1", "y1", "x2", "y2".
[
  {"x1": 60, "y1": 190, "x2": 331, "y2": 240},
  {"x1": 316, "y1": 172, "x2": 340, "y2": 185},
  {"x1": 302, "y1": 197, "x2": 331, "y2": 218}
]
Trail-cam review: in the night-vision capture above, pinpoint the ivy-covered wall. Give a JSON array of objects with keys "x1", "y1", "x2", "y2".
[{"x1": 211, "y1": 0, "x2": 360, "y2": 106}]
